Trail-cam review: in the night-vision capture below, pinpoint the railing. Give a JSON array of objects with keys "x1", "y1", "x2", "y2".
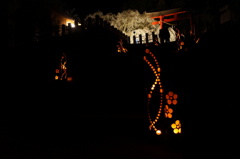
[{"x1": 52, "y1": 16, "x2": 159, "y2": 45}]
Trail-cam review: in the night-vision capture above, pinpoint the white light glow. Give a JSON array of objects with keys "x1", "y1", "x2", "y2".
[{"x1": 66, "y1": 19, "x2": 75, "y2": 28}]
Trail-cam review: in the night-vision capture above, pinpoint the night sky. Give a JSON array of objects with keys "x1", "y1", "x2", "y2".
[
  {"x1": 60, "y1": 0, "x2": 131, "y2": 17},
  {"x1": 59, "y1": 0, "x2": 193, "y2": 18},
  {"x1": 59, "y1": 0, "x2": 229, "y2": 19}
]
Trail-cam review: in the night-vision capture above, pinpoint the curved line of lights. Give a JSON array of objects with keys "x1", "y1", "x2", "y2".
[
  {"x1": 55, "y1": 53, "x2": 68, "y2": 81},
  {"x1": 60, "y1": 53, "x2": 67, "y2": 80},
  {"x1": 143, "y1": 48, "x2": 182, "y2": 135},
  {"x1": 143, "y1": 48, "x2": 164, "y2": 135}
]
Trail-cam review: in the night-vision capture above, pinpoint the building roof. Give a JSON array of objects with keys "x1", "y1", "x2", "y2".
[{"x1": 145, "y1": 8, "x2": 183, "y2": 17}]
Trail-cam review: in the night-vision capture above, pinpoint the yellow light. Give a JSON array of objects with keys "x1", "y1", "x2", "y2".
[
  {"x1": 173, "y1": 128, "x2": 179, "y2": 134},
  {"x1": 175, "y1": 120, "x2": 180, "y2": 125},
  {"x1": 66, "y1": 19, "x2": 75, "y2": 27},
  {"x1": 171, "y1": 123, "x2": 176, "y2": 129},
  {"x1": 55, "y1": 75, "x2": 59, "y2": 80},
  {"x1": 156, "y1": 130, "x2": 161, "y2": 135}
]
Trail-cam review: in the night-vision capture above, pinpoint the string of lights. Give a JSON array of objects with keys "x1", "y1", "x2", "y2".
[{"x1": 143, "y1": 48, "x2": 164, "y2": 135}]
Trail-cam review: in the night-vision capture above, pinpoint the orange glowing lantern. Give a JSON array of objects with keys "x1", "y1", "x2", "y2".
[
  {"x1": 67, "y1": 77, "x2": 72, "y2": 82},
  {"x1": 166, "y1": 91, "x2": 178, "y2": 105},
  {"x1": 156, "y1": 130, "x2": 161, "y2": 135},
  {"x1": 167, "y1": 113, "x2": 172, "y2": 118},
  {"x1": 173, "y1": 129, "x2": 179, "y2": 134},
  {"x1": 168, "y1": 108, "x2": 173, "y2": 113},
  {"x1": 55, "y1": 75, "x2": 59, "y2": 80},
  {"x1": 145, "y1": 49, "x2": 150, "y2": 54},
  {"x1": 55, "y1": 69, "x2": 60, "y2": 73}
]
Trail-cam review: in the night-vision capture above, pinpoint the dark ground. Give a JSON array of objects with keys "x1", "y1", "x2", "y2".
[{"x1": 1, "y1": 26, "x2": 239, "y2": 159}]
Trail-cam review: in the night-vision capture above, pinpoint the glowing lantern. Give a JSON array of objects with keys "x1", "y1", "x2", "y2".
[
  {"x1": 156, "y1": 130, "x2": 161, "y2": 135},
  {"x1": 66, "y1": 19, "x2": 75, "y2": 27},
  {"x1": 148, "y1": 93, "x2": 152, "y2": 99},
  {"x1": 168, "y1": 91, "x2": 174, "y2": 96},
  {"x1": 55, "y1": 69, "x2": 60, "y2": 73},
  {"x1": 145, "y1": 49, "x2": 150, "y2": 53},
  {"x1": 167, "y1": 113, "x2": 172, "y2": 118},
  {"x1": 166, "y1": 91, "x2": 178, "y2": 105},
  {"x1": 55, "y1": 75, "x2": 59, "y2": 80},
  {"x1": 175, "y1": 120, "x2": 180, "y2": 125},
  {"x1": 173, "y1": 129, "x2": 179, "y2": 134},
  {"x1": 173, "y1": 100, "x2": 178, "y2": 105},
  {"x1": 167, "y1": 100, "x2": 172, "y2": 105},
  {"x1": 67, "y1": 77, "x2": 72, "y2": 82},
  {"x1": 172, "y1": 120, "x2": 181, "y2": 134},
  {"x1": 160, "y1": 89, "x2": 163, "y2": 93},
  {"x1": 171, "y1": 123, "x2": 176, "y2": 129},
  {"x1": 145, "y1": 47, "x2": 165, "y2": 136},
  {"x1": 173, "y1": 94, "x2": 178, "y2": 99}
]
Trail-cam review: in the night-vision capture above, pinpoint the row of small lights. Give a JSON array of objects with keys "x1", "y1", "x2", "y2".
[{"x1": 144, "y1": 48, "x2": 164, "y2": 135}]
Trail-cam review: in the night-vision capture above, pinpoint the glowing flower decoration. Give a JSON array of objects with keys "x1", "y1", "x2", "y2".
[
  {"x1": 171, "y1": 120, "x2": 181, "y2": 134},
  {"x1": 166, "y1": 91, "x2": 178, "y2": 105},
  {"x1": 164, "y1": 105, "x2": 173, "y2": 118}
]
